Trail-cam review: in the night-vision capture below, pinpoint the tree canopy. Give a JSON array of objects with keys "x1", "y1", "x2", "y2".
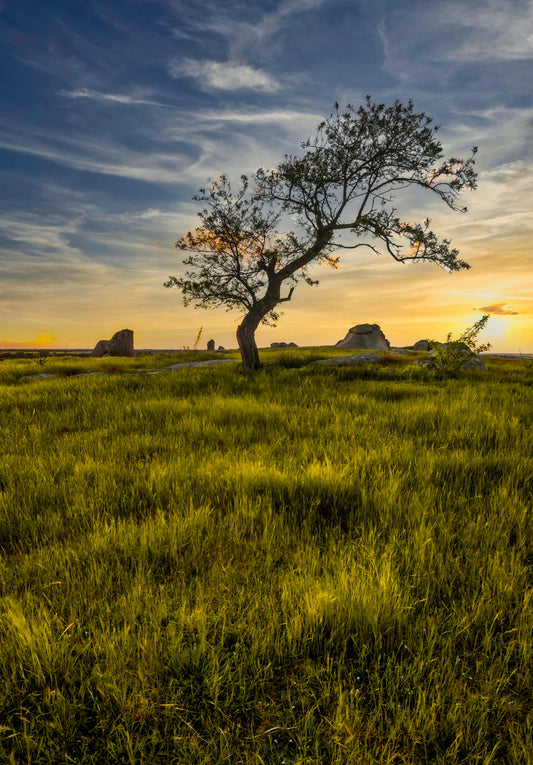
[{"x1": 166, "y1": 97, "x2": 478, "y2": 369}]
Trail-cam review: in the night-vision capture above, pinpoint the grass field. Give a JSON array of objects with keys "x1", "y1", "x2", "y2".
[{"x1": 1, "y1": 349, "x2": 532, "y2": 763}]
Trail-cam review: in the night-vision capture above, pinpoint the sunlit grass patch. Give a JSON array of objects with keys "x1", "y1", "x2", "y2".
[{"x1": 0, "y1": 352, "x2": 532, "y2": 762}]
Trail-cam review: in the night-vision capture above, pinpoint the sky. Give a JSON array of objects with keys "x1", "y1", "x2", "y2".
[{"x1": 1, "y1": 0, "x2": 532, "y2": 352}]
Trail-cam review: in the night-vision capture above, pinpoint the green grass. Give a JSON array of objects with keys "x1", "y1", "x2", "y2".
[{"x1": 0, "y1": 351, "x2": 532, "y2": 763}]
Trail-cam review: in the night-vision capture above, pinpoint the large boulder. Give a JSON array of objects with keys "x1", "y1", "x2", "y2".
[
  {"x1": 412, "y1": 339, "x2": 432, "y2": 351},
  {"x1": 92, "y1": 329, "x2": 134, "y2": 357},
  {"x1": 335, "y1": 323, "x2": 390, "y2": 351},
  {"x1": 92, "y1": 339, "x2": 110, "y2": 357}
]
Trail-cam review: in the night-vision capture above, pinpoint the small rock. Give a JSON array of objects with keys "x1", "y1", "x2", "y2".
[
  {"x1": 207, "y1": 339, "x2": 215, "y2": 351},
  {"x1": 459, "y1": 355, "x2": 488, "y2": 371}
]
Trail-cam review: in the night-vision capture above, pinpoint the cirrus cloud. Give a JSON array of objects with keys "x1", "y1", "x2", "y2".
[
  {"x1": 59, "y1": 88, "x2": 168, "y2": 107},
  {"x1": 439, "y1": 0, "x2": 533, "y2": 62}
]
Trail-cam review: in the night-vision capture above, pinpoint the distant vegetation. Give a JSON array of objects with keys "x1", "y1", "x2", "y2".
[{"x1": 1, "y1": 352, "x2": 532, "y2": 763}]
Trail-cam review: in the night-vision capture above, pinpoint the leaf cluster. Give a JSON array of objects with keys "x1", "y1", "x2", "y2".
[
  {"x1": 165, "y1": 174, "x2": 315, "y2": 324},
  {"x1": 260, "y1": 97, "x2": 477, "y2": 268},
  {"x1": 166, "y1": 97, "x2": 478, "y2": 323}
]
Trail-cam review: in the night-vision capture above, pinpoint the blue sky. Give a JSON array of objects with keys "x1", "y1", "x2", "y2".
[{"x1": 1, "y1": 0, "x2": 532, "y2": 350}]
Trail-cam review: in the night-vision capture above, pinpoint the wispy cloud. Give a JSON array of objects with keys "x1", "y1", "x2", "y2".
[
  {"x1": 0, "y1": 117, "x2": 195, "y2": 183},
  {"x1": 473, "y1": 303, "x2": 519, "y2": 315},
  {"x1": 0, "y1": 210, "x2": 84, "y2": 256},
  {"x1": 174, "y1": 1, "x2": 326, "y2": 36},
  {"x1": 377, "y1": 0, "x2": 533, "y2": 103},
  {"x1": 59, "y1": 88, "x2": 168, "y2": 107},
  {"x1": 0, "y1": 102, "x2": 324, "y2": 190},
  {"x1": 401, "y1": 107, "x2": 533, "y2": 249},
  {"x1": 439, "y1": 0, "x2": 533, "y2": 62},
  {"x1": 165, "y1": 0, "x2": 330, "y2": 63},
  {"x1": 168, "y1": 58, "x2": 280, "y2": 91},
  {"x1": 449, "y1": 292, "x2": 533, "y2": 300},
  {"x1": 196, "y1": 108, "x2": 319, "y2": 125},
  {"x1": 244, "y1": 0, "x2": 330, "y2": 43}
]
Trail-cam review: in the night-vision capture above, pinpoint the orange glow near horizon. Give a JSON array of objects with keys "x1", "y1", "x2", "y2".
[
  {"x1": 0, "y1": 331, "x2": 57, "y2": 349},
  {"x1": 1, "y1": 241, "x2": 531, "y2": 353}
]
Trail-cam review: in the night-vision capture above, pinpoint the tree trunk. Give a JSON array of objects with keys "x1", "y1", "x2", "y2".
[
  {"x1": 236, "y1": 278, "x2": 297, "y2": 369},
  {"x1": 236, "y1": 314, "x2": 261, "y2": 370}
]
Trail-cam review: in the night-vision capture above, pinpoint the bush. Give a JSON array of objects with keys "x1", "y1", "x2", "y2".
[{"x1": 428, "y1": 314, "x2": 491, "y2": 376}]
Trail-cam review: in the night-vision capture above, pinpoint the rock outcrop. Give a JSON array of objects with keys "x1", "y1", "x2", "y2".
[
  {"x1": 335, "y1": 324, "x2": 390, "y2": 351},
  {"x1": 270, "y1": 342, "x2": 298, "y2": 348},
  {"x1": 92, "y1": 329, "x2": 134, "y2": 357}
]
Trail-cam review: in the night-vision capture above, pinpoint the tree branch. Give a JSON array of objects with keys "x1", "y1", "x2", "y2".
[{"x1": 279, "y1": 286, "x2": 295, "y2": 303}]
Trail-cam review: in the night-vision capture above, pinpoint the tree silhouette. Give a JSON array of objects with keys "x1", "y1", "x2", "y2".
[{"x1": 166, "y1": 97, "x2": 477, "y2": 369}]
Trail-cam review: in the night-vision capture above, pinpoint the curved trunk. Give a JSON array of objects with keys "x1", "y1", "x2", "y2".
[
  {"x1": 236, "y1": 275, "x2": 300, "y2": 369},
  {"x1": 236, "y1": 313, "x2": 261, "y2": 370}
]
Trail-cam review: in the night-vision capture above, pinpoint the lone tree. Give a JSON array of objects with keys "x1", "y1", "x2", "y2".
[{"x1": 166, "y1": 97, "x2": 477, "y2": 369}]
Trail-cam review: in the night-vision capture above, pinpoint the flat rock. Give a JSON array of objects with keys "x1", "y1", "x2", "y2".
[
  {"x1": 19, "y1": 373, "x2": 56, "y2": 381},
  {"x1": 69, "y1": 372, "x2": 106, "y2": 378},
  {"x1": 164, "y1": 359, "x2": 238, "y2": 370},
  {"x1": 312, "y1": 353, "x2": 385, "y2": 366}
]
